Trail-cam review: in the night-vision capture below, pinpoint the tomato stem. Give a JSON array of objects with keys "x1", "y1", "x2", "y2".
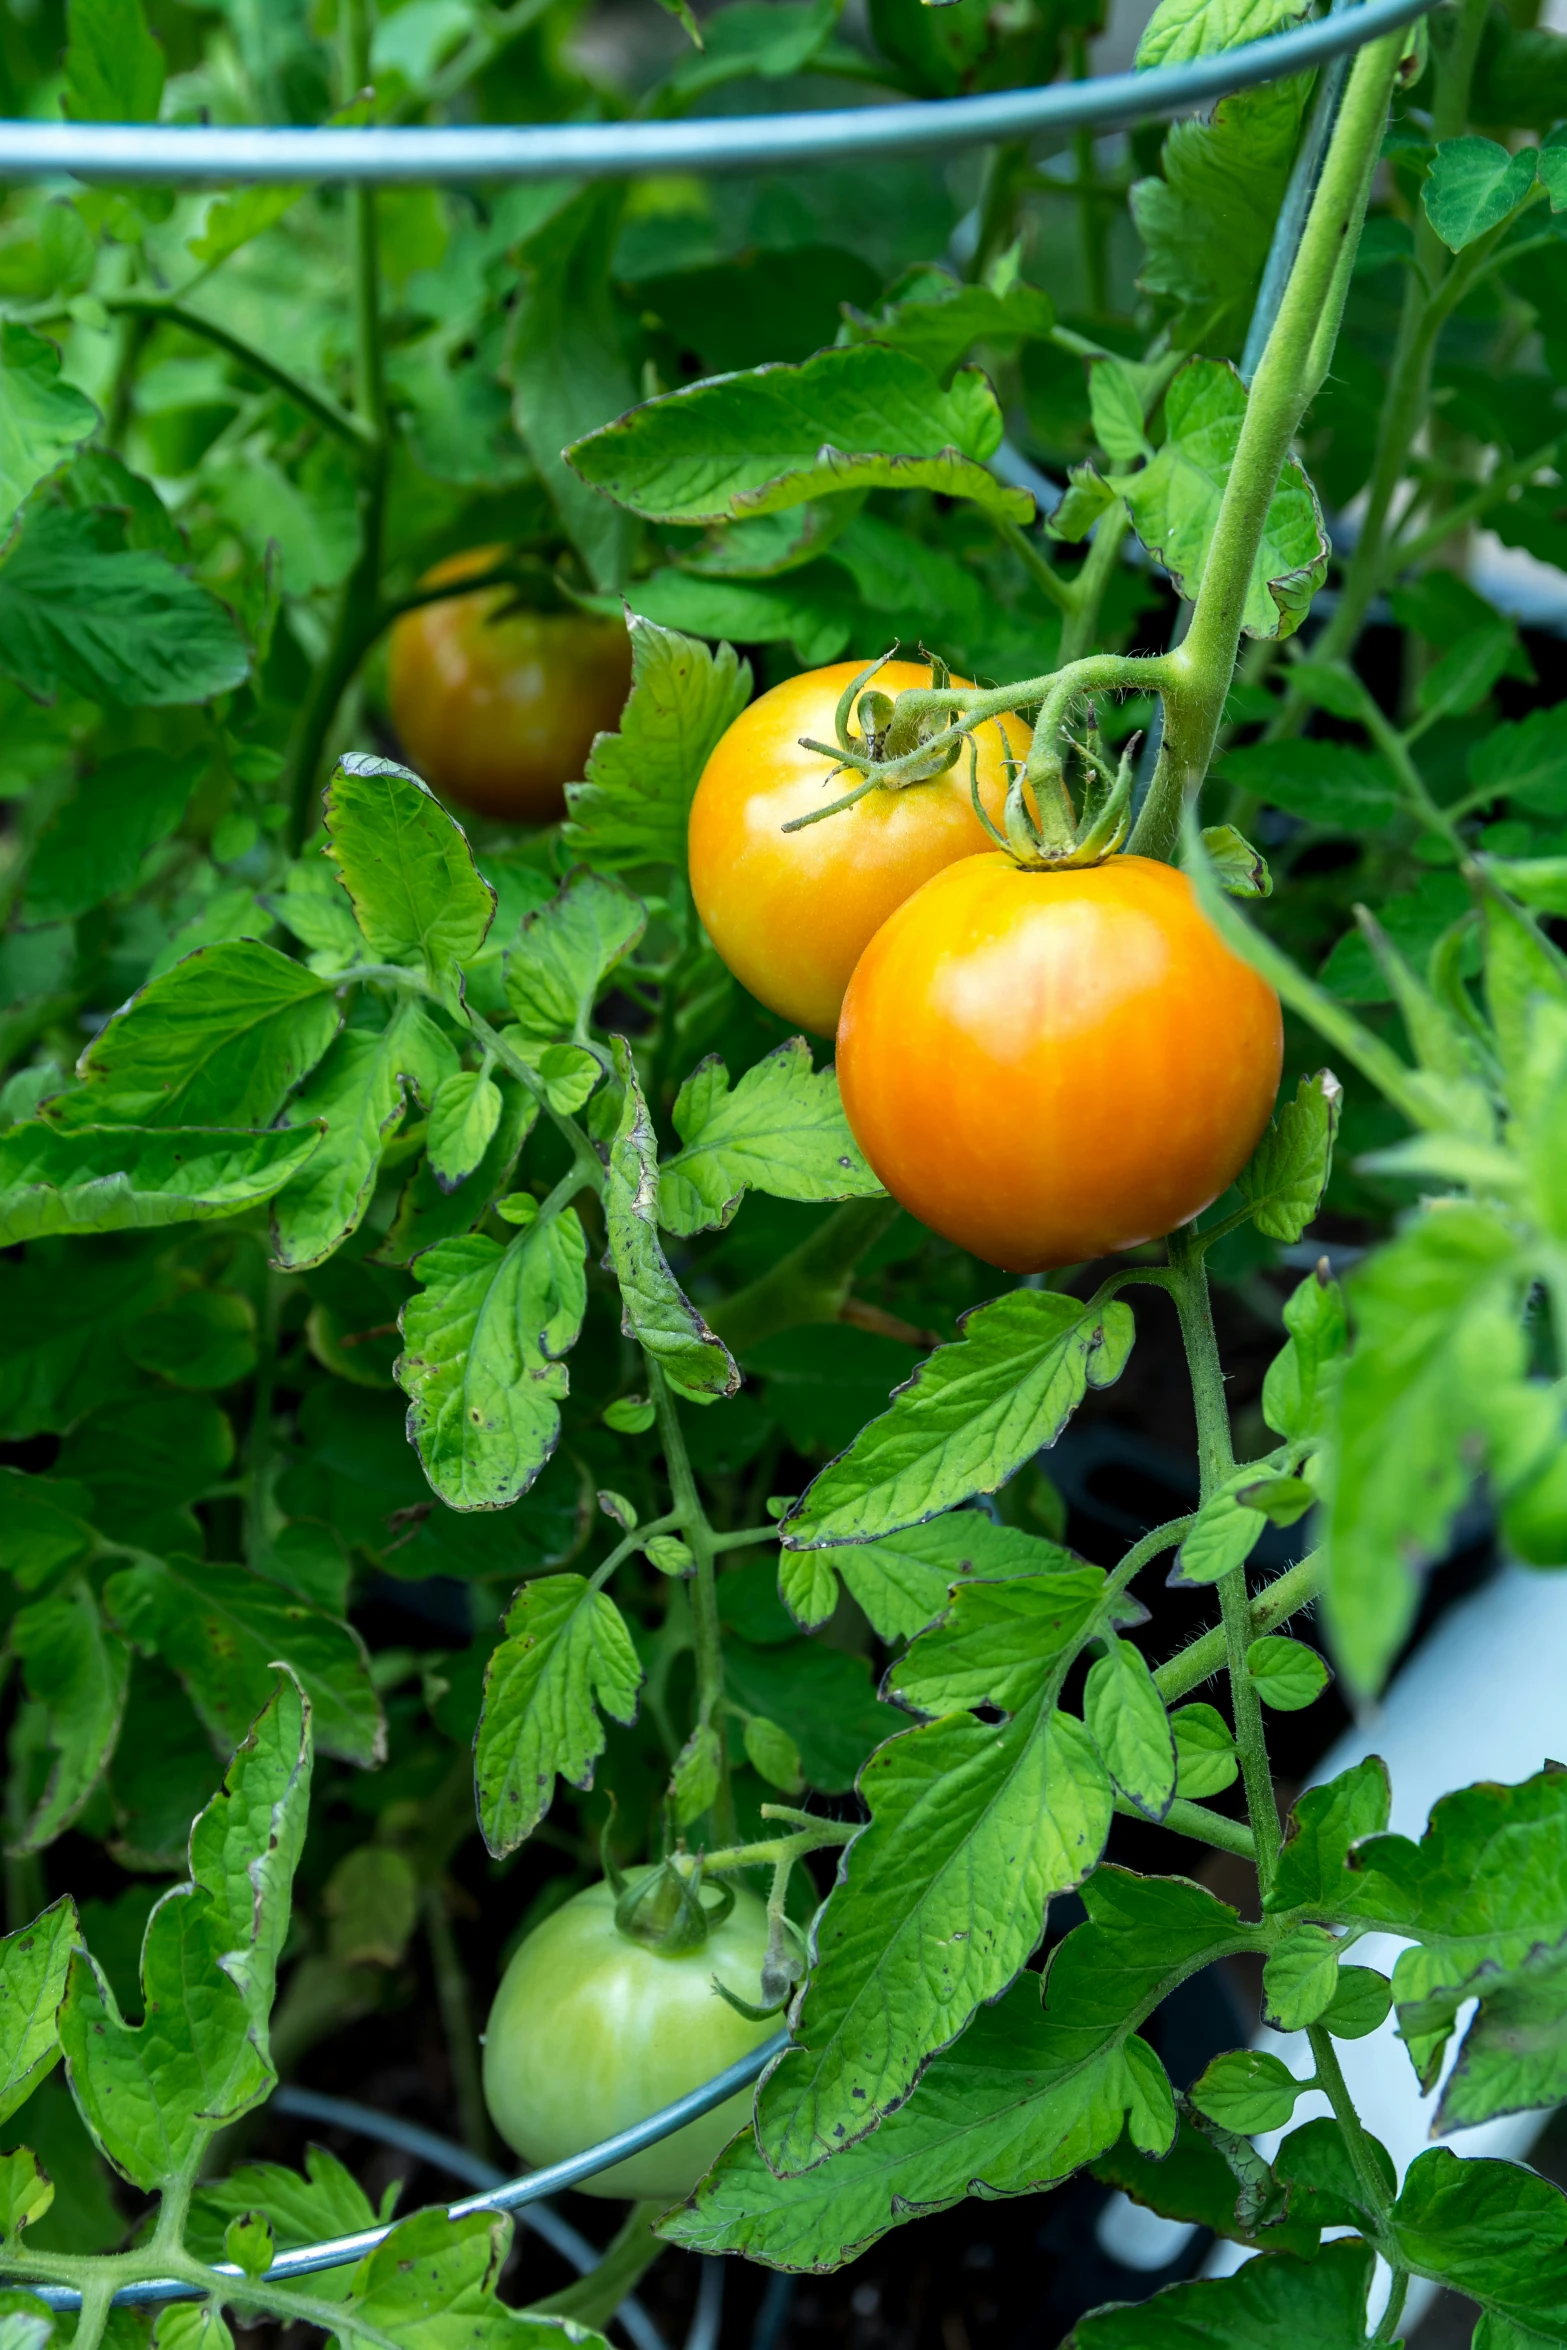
[
  {"x1": 1165, "y1": 1228, "x2": 1282, "y2": 1893},
  {"x1": 649, "y1": 1364, "x2": 737, "y2": 1845},
  {"x1": 1130, "y1": 25, "x2": 1406, "y2": 863}
]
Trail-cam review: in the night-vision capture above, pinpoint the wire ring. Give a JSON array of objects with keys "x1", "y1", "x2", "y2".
[
  {"x1": 15, "y1": 2031, "x2": 789, "y2": 2311},
  {"x1": 0, "y1": 0, "x2": 1436, "y2": 184}
]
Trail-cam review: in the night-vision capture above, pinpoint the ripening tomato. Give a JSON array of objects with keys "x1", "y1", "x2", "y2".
[
  {"x1": 387, "y1": 547, "x2": 632, "y2": 823},
  {"x1": 688, "y1": 660, "x2": 1032, "y2": 1038},
  {"x1": 482, "y1": 1873, "x2": 774, "y2": 2201},
  {"x1": 837, "y1": 853, "x2": 1283, "y2": 1273}
]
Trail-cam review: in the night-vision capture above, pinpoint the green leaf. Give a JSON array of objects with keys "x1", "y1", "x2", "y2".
[
  {"x1": 723, "y1": 1637, "x2": 902, "y2": 1796},
  {"x1": 324, "y1": 1846, "x2": 419, "y2": 1968},
  {"x1": 1392, "y1": 2147, "x2": 1567, "y2": 2340},
  {"x1": 0, "y1": 2151, "x2": 55, "y2": 2241},
  {"x1": 782, "y1": 1291, "x2": 1134, "y2": 1546},
  {"x1": 756, "y1": 1570, "x2": 1115, "y2": 2173},
  {"x1": 1262, "y1": 1266, "x2": 1347, "y2": 1443},
  {"x1": 1189, "y1": 2047, "x2": 1305, "y2": 2134},
  {"x1": 0, "y1": 1471, "x2": 94, "y2": 1592},
  {"x1": 1267, "y1": 1755, "x2": 1390, "y2": 1913},
  {"x1": 333, "y1": 2205, "x2": 607, "y2": 2350},
  {"x1": 104, "y1": 1555, "x2": 382, "y2": 1769},
  {"x1": 504, "y1": 872, "x2": 646, "y2": 1045},
  {"x1": 1290, "y1": 1770, "x2": 1567, "y2": 2119},
  {"x1": 743, "y1": 1714, "x2": 805, "y2": 1795},
  {"x1": 671, "y1": 1723, "x2": 722, "y2": 1824},
  {"x1": 669, "y1": 1869, "x2": 1252, "y2": 2269},
  {"x1": 779, "y1": 1513, "x2": 1078, "y2": 1639},
  {"x1": 839, "y1": 265, "x2": 1054, "y2": 381},
  {"x1": 1237, "y1": 1069, "x2": 1341, "y2": 1242},
  {"x1": 187, "y1": 184, "x2": 305, "y2": 269},
  {"x1": 1172, "y1": 1465, "x2": 1275, "y2": 1586},
  {"x1": 1136, "y1": 0, "x2": 1300, "y2": 69},
  {"x1": 375, "y1": 1077, "x2": 537, "y2": 1268},
  {"x1": 1046, "y1": 465, "x2": 1117, "y2": 545},
  {"x1": 1093, "y1": 2113, "x2": 1317, "y2": 2259},
  {"x1": 1423, "y1": 136, "x2": 1538, "y2": 251},
  {"x1": 566, "y1": 345, "x2": 1035, "y2": 530},
  {"x1": 603, "y1": 1038, "x2": 738, "y2": 1404},
  {"x1": 0, "y1": 1899, "x2": 77, "y2": 2125},
  {"x1": 562, "y1": 615, "x2": 751, "y2": 869},
  {"x1": 187, "y1": 1671, "x2": 312, "y2": 2071},
  {"x1": 1322, "y1": 1203, "x2": 1527, "y2": 1692},
  {"x1": 323, "y1": 756, "x2": 496, "y2": 1015},
  {"x1": 396, "y1": 1216, "x2": 588, "y2": 1510},
  {"x1": 0, "y1": 509, "x2": 249, "y2": 707},
  {"x1": 156, "y1": 2306, "x2": 232, "y2": 2350},
  {"x1": 1248, "y1": 1635, "x2": 1330, "y2": 1712},
  {"x1": 0, "y1": 1123, "x2": 324, "y2": 1247},
  {"x1": 473, "y1": 1574, "x2": 642, "y2": 1856},
  {"x1": 659, "y1": 1040, "x2": 883, "y2": 1236},
  {"x1": 1200, "y1": 823, "x2": 1271, "y2": 899},
  {"x1": 1218, "y1": 737, "x2": 1399, "y2": 832},
  {"x1": 270, "y1": 1004, "x2": 457, "y2": 1272},
  {"x1": 1083, "y1": 1638, "x2": 1176, "y2": 1822},
  {"x1": 1469, "y1": 703, "x2": 1567, "y2": 816},
  {"x1": 64, "y1": 0, "x2": 165, "y2": 120},
  {"x1": 0, "y1": 325, "x2": 98, "y2": 545},
  {"x1": 10, "y1": 1577, "x2": 129, "y2": 1852},
  {"x1": 1131, "y1": 46, "x2": 1312, "y2": 332},
  {"x1": 1319, "y1": 1964, "x2": 1392, "y2": 2040},
  {"x1": 512, "y1": 188, "x2": 638, "y2": 592},
  {"x1": 1171, "y1": 1701, "x2": 1237, "y2": 1799},
  {"x1": 1070, "y1": 2239, "x2": 1374, "y2": 2349},
  {"x1": 426, "y1": 1071, "x2": 503, "y2": 1192},
  {"x1": 1262, "y1": 1924, "x2": 1340, "y2": 2030},
  {"x1": 52, "y1": 939, "x2": 339, "y2": 1132},
  {"x1": 1118, "y1": 360, "x2": 1327, "y2": 639},
  {"x1": 26, "y1": 748, "x2": 205, "y2": 924},
  {"x1": 60, "y1": 1891, "x2": 270, "y2": 2190},
  {"x1": 1089, "y1": 359, "x2": 1151, "y2": 463}
]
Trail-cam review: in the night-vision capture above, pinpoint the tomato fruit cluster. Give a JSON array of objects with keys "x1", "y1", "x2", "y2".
[{"x1": 691, "y1": 666, "x2": 1283, "y2": 1271}]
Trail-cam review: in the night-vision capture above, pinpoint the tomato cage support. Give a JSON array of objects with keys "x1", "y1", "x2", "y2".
[
  {"x1": 16, "y1": 2032, "x2": 790, "y2": 2312},
  {"x1": 0, "y1": 0, "x2": 1441, "y2": 2312},
  {"x1": 0, "y1": 0, "x2": 1433, "y2": 182}
]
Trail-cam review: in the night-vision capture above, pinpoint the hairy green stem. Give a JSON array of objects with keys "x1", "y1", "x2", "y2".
[
  {"x1": 703, "y1": 1821, "x2": 858, "y2": 1873},
  {"x1": 423, "y1": 1883, "x2": 493, "y2": 2162},
  {"x1": 1155, "y1": 1551, "x2": 1322, "y2": 1704},
  {"x1": 1307, "y1": 2020, "x2": 1399, "y2": 2239},
  {"x1": 1165, "y1": 1232, "x2": 1281, "y2": 1890},
  {"x1": 1118, "y1": 1794, "x2": 1256, "y2": 1859},
  {"x1": 649, "y1": 1365, "x2": 736, "y2": 1844},
  {"x1": 1131, "y1": 27, "x2": 1404, "y2": 860},
  {"x1": 993, "y1": 516, "x2": 1080, "y2": 618},
  {"x1": 102, "y1": 295, "x2": 369, "y2": 451},
  {"x1": 1056, "y1": 504, "x2": 1129, "y2": 668},
  {"x1": 244, "y1": 1269, "x2": 285, "y2": 1572},
  {"x1": 68, "y1": 2272, "x2": 114, "y2": 2350}
]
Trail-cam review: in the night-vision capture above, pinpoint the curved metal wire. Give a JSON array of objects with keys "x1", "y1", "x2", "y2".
[
  {"x1": 269, "y1": 2086, "x2": 669, "y2": 2350},
  {"x1": 0, "y1": 0, "x2": 1436, "y2": 184},
  {"x1": 18, "y1": 2031, "x2": 789, "y2": 2311}
]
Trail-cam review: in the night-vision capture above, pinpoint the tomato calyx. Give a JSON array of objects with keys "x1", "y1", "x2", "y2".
[
  {"x1": 782, "y1": 647, "x2": 969, "y2": 834},
  {"x1": 606, "y1": 1849, "x2": 737, "y2": 1957},
  {"x1": 988, "y1": 716, "x2": 1145, "y2": 872}
]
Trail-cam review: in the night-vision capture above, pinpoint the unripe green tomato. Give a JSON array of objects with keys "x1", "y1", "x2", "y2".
[
  {"x1": 481, "y1": 1873, "x2": 774, "y2": 2201},
  {"x1": 1502, "y1": 1444, "x2": 1567, "y2": 1567}
]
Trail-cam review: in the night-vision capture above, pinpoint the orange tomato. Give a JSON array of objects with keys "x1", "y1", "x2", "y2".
[
  {"x1": 387, "y1": 547, "x2": 632, "y2": 823},
  {"x1": 837, "y1": 853, "x2": 1282, "y2": 1272},
  {"x1": 688, "y1": 660, "x2": 1031, "y2": 1038}
]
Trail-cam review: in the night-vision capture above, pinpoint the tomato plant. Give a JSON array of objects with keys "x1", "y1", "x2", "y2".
[{"x1": 2, "y1": 0, "x2": 1567, "y2": 2347}]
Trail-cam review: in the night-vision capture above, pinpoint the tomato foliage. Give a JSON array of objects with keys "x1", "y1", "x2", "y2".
[{"x1": 1, "y1": 0, "x2": 1567, "y2": 2345}]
